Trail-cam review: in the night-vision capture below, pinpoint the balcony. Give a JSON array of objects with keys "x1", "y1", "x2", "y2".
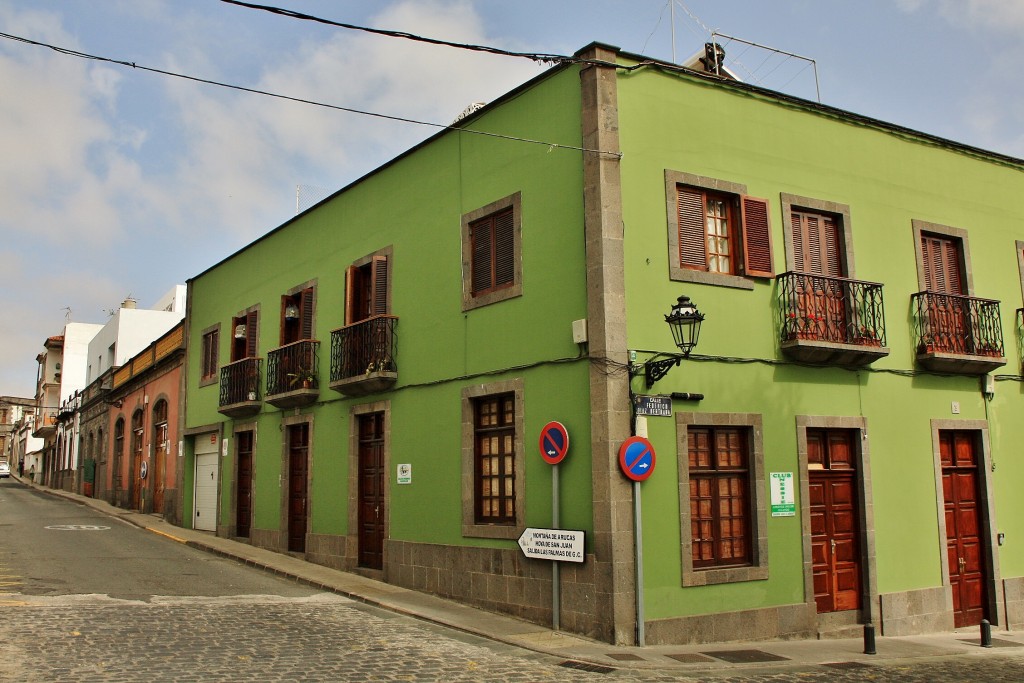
[
  {"x1": 218, "y1": 357, "x2": 263, "y2": 418},
  {"x1": 330, "y1": 315, "x2": 398, "y2": 397},
  {"x1": 265, "y1": 340, "x2": 320, "y2": 409},
  {"x1": 32, "y1": 412, "x2": 57, "y2": 438},
  {"x1": 912, "y1": 292, "x2": 1005, "y2": 375},
  {"x1": 778, "y1": 272, "x2": 890, "y2": 366}
]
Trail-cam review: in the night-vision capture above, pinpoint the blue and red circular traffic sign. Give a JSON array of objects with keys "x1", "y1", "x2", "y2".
[
  {"x1": 538, "y1": 421, "x2": 570, "y2": 465},
  {"x1": 619, "y1": 436, "x2": 656, "y2": 482}
]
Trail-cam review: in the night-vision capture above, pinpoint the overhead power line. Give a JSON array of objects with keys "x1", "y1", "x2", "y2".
[
  {"x1": 0, "y1": 31, "x2": 620, "y2": 158},
  {"x1": 218, "y1": 0, "x2": 572, "y2": 65}
]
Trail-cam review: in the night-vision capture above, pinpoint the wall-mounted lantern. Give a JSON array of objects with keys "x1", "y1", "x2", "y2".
[{"x1": 631, "y1": 295, "x2": 705, "y2": 389}]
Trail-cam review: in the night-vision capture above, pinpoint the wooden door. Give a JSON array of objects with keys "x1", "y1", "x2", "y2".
[
  {"x1": 792, "y1": 210, "x2": 845, "y2": 341},
  {"x1": 152, "y1": 421, "x2": 167, "y2": 513},
  {"x1": 921, "y1": 233, "x2": 967, "y2": 353},
  {"x1": 130, "y1": 423, "x2": 144, "y2": 510},
  {"x1": 236, "y1": 430, "x2": 254, "y2": 539},
  {"x1": 287, "y1": 424, "x2": 309, "y2": 553},
  {"x1": 358, "y1": 413, "x2": 385, "y2": 570},
  {"x1": 941, "y1": 430, "x2": 988, "y2": 627},
  {"x1": 808, "y1": 430, "x2": 861, "y2": 613}
]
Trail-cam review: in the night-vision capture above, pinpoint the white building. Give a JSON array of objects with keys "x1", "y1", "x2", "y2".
[{"x1": 86, "y1": 286, "x2": 186, "y2": 384}]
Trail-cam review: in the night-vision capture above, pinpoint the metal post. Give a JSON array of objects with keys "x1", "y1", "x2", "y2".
[
  {"x1": 634, "y1": 480, "x2": 645, "y2": 646},
  {"x1": 552, "y1": 464, "x2": 560, "y2": 631},
  {"x1": 981, "y1": 619, "x2": 992, "y2": 648},
  {"x1": 863, "y1": 623, "x2": 876, "y2": 655}
]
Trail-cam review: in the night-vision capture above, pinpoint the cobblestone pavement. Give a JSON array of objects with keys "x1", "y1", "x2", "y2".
[{"x1": 2, "y1": 593, "x2": 1024, "y2": 682}]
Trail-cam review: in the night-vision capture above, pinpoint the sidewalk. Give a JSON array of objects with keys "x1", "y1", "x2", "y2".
[{"x1": 16, "y1": 473, "x2": 1023, "y2": 676}]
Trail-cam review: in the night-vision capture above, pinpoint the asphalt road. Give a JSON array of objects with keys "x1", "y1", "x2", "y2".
[
  {"x1": 3, "y1": 478, "x2": 1024, "y2": 682},
  {"x1": 0, "y1": 479, "x2": 316, "y2": 600}
]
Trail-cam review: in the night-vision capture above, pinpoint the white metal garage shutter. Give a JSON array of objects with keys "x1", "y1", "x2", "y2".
[{"x1": 194, "y1": 433, "x2": 219, "y2": 532}]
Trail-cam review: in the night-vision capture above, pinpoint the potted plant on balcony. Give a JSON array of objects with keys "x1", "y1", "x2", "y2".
[{"x1": 288, "y1": 365, "x2": 316, "y2": 389}]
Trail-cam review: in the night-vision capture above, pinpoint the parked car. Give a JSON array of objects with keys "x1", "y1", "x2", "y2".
[{"x1": 0, "y1": 462, "x2": 10, "y2": 478}]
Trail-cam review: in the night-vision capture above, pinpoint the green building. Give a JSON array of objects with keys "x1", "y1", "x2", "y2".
[{"x1": 181, "y1": 43, "x2": 1024, "y2": 645}]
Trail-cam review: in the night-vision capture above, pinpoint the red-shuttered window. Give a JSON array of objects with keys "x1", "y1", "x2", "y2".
[
  {"x1": 200, "y1": 327, "x2": 219, "y2": 381},
  {"x1": 677, "y1": 185, "x2": 773, "y2": 278},
  {"x1": 345, "y1": 254, "x2": 389, "y2": 325},
  {"x1": 281, "y1": 287, "x2": 315, "y2": 345},
  {"x1": 920, "y1": 232, "x2": 965, "y2": 296},
  {"x1": 461, "y1": 193, "x2": 522, "y2": 312},
  {"x1": 470, "y1": 208, "x2": 515, "y2": 296},
  {"x1": 688, "y1": 426, "x2": 752, "y2": 569},
  {"x1": 231, "y1": 309, "x2": 259, "y2": 362}
]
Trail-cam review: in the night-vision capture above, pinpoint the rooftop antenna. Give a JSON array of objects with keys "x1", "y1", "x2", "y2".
[
  {"x1": 710, "y1": 30, "x2": 821, "y2": 102},
  {"x1": 62, "y1": 306, "x2": 72, "y2": 322},
  {"x1": 670, "y1": 0, "x2": 676, "y2": 63}
]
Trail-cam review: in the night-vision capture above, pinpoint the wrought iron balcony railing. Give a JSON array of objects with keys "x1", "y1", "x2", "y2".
[
  {"x1": 911, "y1": 292, "x2": 1003, "y2": 357},
  {"x1": 778, "y1": 272, "x2": 887, "y2": 346},
  {"x1": 219, "y1": 357, "x2": 262, "y2": 409},
  {"x1": 330, "y1": 315, "x2": 398, "y2": 396},
  {"x1": 266, "y1": 339, "x2": 320, "y2": 397}
]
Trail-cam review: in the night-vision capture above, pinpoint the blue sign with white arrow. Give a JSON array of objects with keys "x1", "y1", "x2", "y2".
[{"x1": 618, "y1": 436, "x2": 656, "y2": 482}]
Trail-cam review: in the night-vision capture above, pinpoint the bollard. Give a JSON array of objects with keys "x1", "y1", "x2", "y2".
[
  {"x1": 980, "y1": 619, "x2": 992, "y2": 648},
  {"x1": 863, "y1": 623, "x2": 876, "y2": 655}
]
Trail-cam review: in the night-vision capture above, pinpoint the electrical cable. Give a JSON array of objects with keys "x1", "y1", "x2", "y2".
[
  {"x1": 0, "y1": 31, "x2": 621, "y2": 159},
  {"x1": 219, "y1": 0, "x2": 573, "y2": 65}
]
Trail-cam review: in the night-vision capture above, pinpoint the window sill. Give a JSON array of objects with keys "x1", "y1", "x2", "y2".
[
  {"x1": 199, "y1": 376, "x2": 218, "y2": 388},
  {"x1": 682, "y1": 564, "x2": 768, "y2": 587},
  {"x1": 669, "y1": 267, "x2": 756, "y2": 291},
  {"x1": 462, "y1": 522, "x2": 522, "y2": 540}
]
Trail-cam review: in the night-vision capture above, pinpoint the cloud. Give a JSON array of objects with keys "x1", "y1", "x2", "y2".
[
  {"x1": 0, "y1": 0, "x2": 545, "y2": 395},
  {"x1": 897, "y1": 0, "x2": 1024, "y2": 32}
]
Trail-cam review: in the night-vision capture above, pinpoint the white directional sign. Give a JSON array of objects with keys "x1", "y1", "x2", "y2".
[{"x1": 517, "y1": 528, "x2": 586, "y2": 563}]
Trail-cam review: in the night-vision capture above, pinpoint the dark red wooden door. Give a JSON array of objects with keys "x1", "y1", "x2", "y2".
[
  {"x1": 152, "y1": 421, "x2": 167, "y2": 513},
  {"x1": 921, "y1": 233, "x2": 967, "y2": 353},
  {"x1": 236, "y1": 430, "x2": 254, "y2": 539},
  {"x1": 808, "y1": 430, "x2": 861, "y2": 613},
  {"x1": 358, "y1": 413, "x2": 385, "y2": 570},
  {"x1": 792, "y1": 210, "x2": 846, "y2": 342},
  {"x1": 941, "y1": 430, "x2": 987, "y2": 627},
  {"x1": 287, "y1": 424, "x2": 309, "y2": 553},
  {"x1": 130, "y1": 422, "x2": 144, "y2": 510}
]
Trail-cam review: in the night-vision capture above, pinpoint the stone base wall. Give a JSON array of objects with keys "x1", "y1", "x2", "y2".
[
  {"x1": 1003, "y1": 577, "x2": 1024, "y2": 629},
  {"x1": 878, "y1": 586, "x2": 952, "y2": 636},
  {"x1": 251, "y1": 528, "x2": 284, "y2": 552},
  {"x1": 161, "y1": 488, "x2": 180, "y2": 526},
  {"x1": 385, "y1": 540, "x2": 601, "y2": 637},
  {"x1": 646, "y1": 603, "x2": 816, "y2": 645},
  {"x1": 306, "y1": 533, "x2": 348, "y2": 571}
]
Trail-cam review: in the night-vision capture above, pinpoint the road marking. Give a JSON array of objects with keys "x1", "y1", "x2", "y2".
[
  {"x1": 44, "y1": 524, "x2": 111, "y2": 531},
  {"x1": 146, "y1": 527, "x2": 187, "y2": 543}
]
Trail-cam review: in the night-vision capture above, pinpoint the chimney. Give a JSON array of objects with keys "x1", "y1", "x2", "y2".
[{"x1": 121, "y1": 297, "x2": 137, "y2": 310}]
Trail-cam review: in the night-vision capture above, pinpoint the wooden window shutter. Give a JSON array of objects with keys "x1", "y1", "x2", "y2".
[
  {"x1": 792, "y1": 212, "x2": 805, "y2": 272},
  {"x1": 792, "y1": 210, "x2": 842, "y2": 277},
  {"x1": 494, "y1": 209, "x2": 515, "y2": 287},
  {"x1": 922, "y1": 233, "x2": 964, "y2": 295},
  {"x1": 300, "y1": 287, "x2": 314, "y2": 340},
  {"x1": 245, "y1": 310, "x2": 258, "y2": 357},
  {"x1": 677, "y1": 186, "x2": 707, "y2": 270},
  {"x1": 471, "y1": 218, "x2": 492, "y2": 294},
  {"x1": 740, "y1": 196, "x2": 773, "y2": 277},
  {"x1": 370, "y1": 255, "x2": 389, "y2": 315},
  {"x1": 344, "y1": 266, "x2": 357, "y2": 325}
]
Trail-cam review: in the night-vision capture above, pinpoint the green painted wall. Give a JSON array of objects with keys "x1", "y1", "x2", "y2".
[
  {"x1": 616, "y1": 64, "x2": 1024, "y2": 620},
  {"x1": 184, "y1": 67, "x2": 595, "y2": 548}
]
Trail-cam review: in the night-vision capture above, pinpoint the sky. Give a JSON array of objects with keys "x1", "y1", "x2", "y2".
[{"x1": 2, "y1": 0, "x2": 1024, "y2": 397}]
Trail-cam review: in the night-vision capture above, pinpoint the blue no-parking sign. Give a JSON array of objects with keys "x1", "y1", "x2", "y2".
[{"x1": 618, "y1": 436, "x2": 656, "y2": 482}]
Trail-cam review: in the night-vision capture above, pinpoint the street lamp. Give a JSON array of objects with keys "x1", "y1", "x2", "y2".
[{"x1": 632, "y1": 295, "x2": 704, "y2": 389}]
